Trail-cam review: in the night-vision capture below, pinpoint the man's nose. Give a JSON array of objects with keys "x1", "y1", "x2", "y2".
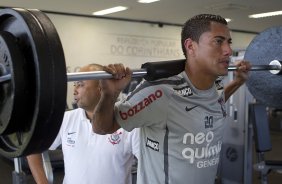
[
  {"x1": 73, "y1": 86, "x2": 78, "y2": 95},
  {"x1": 223, "y1": 44, "x2": 232, "y2": 56}
]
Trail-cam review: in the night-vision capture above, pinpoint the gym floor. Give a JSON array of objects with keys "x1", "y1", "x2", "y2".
[
  {"x1": 0, "y1": 131, "x2": 282, "y2": 184},
  {"x1": 0, "y1": 156, "x2": 64, "y2": 184}
]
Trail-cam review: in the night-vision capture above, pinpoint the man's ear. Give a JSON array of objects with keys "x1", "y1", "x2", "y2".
[{"x1": 184, "y1": 38, "x2": 196, "y2": 56}]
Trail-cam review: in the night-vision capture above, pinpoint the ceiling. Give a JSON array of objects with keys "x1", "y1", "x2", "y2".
[{"x1": 0, "y1": 0, "x2": 282, "y2": 33}]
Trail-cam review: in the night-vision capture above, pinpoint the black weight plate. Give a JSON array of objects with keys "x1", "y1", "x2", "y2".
[
  {"x1": 0, "y1": 8, "x2": 67, "y2": 157},
  {"x1": 23, "y1": 9, "x2": 67, "y2": 155},
  {"x1": 0, "y1": 31, "x2": 28, "y2": 135},
  {"x1": 244, "y1": 26, "x2": 282, "y2": 109}
]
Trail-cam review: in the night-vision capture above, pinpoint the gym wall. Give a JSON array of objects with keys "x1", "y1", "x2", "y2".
[{"x1": 46, "y1": 13, "x2": 257, "y2": 108}]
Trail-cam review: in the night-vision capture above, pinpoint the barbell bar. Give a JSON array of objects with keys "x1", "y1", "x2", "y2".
[
  {"x1": 0, "y1": 74, "x2": 11, "y2": 83},
  {"x1": 67, "y1": 62, "x2": 282, "y2": 81},
  {"x1": 1, "y1": 59, "x2": 281, "y2": 83}
]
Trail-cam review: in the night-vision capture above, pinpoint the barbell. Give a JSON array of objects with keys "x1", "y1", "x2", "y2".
[
  {"x1": 0, "y1": 8, "x2": 281, "y2": 158},
  {"x1": 0, "y1": 59, "x2": 281, "y2": 83}
]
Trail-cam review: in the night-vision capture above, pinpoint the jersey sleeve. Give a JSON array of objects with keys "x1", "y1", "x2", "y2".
[
  {"x1": 49, "y1": 112, "x2": 68, "y2": 150},
  {"x1": 115, "y1": 81, "x2": 171, "y2": 131}
]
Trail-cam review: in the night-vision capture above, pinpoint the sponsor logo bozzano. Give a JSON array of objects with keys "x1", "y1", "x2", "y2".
[{"x1": 119, "y1": 89, "x2": 163, "y2": 120}]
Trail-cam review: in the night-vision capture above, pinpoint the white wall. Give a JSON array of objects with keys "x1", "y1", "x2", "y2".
[
  {"x1": 230, "y1": 31, "x2": 256, "y2": 51},
  {"x1": 47, "y1": 14, "x2": 256, "y2": 107}
]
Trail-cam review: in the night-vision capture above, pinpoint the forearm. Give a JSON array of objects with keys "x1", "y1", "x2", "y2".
[
  {"x1": 26, "y1": 154, "x2": 49, "y2": 184},
  {"x1": 224, "y1": 80, "x2": 244, "y2": 101},
  {"x1": 92, "y1": 93, "x2": 120, "y2": 134},
  {"x1": 225, "y1": 60, "x2": 251, "y2": 101}
]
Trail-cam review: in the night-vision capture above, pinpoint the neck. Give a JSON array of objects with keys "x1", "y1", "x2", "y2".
[
  {"x1": 85, "y1": 110, "x2": 94, "y2": 122},
  {"x1": 185, "y1": 62, "x2": 217, "y2": 90}
]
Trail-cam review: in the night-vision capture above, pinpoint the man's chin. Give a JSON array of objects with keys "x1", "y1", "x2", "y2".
[
  {"x1": 218, "y1": 68, "x2": 228, "y2": 76},
  {"x1": 76, "y1": 103, "x2": 83, "y2": 109},
  {"x1": 221, "y1": 71, "x2": 228, "y2": 76}
]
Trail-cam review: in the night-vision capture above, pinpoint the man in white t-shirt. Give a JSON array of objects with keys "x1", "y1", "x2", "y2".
[{"x1": 27, "y1": 64, "x2": 139, "y2": 184}]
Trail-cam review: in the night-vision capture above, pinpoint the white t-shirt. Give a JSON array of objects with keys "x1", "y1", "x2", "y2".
[{"x1": 50, "y1": 108, "x2": 139, "y2": 184}]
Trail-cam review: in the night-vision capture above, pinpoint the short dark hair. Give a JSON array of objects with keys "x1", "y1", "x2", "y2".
[{"x1": 181, "y1": 14, "x2": 227, "y2": 58}]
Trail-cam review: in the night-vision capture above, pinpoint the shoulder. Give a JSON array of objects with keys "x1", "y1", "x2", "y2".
[
  {"x1": 62, "y1": 108, "x2": 84, "y2": 124},
  {"x1": 123, "y1": 128, "x2": 140, "y2": 135},
  {"x1": 59, "y1": 108, "x2": 88, "y2": 133},
  {"x1": 144, "y1": 74, "x2": 186, "y2": 88},
  {"x1": 125, "y1": 74, "x2": 186, "y2": 100},
  {"x1": 115, "y1": 128, "x2": 140, "y2": 139},
  {"x1": 64, "y1": 108, "x2": 84, "y2": 117}
]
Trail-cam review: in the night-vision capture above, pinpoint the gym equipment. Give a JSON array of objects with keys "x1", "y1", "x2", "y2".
[
  {"x1": 0, "y1": 8, "x2": 66, "y2": 158},
  {"x1": 244, "y1": 26, "x2": 282, "y2": 109},
  {"x1": 1, "y1": 58, "x2": 282, "y2": 83},
  {"x1": 250, "y1": 103, "x2": 282, "y2": 184},
  {"x1": 0, "y1": 8, "x2": 281, "y2": 157},
  {"x1": 1, "y1": 59, "x2": 281, "y2": 82}
]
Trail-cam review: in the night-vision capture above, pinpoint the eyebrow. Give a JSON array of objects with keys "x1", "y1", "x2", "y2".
[
  {"x1": 214, "y1": 36, "x2": 232, "y2": 42},
  {"x1": 74, "y1": 81, "x2": 84, "y2": 85}
]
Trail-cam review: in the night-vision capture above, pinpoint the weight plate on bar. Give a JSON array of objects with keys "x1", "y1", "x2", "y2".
[
  {"x1": 0, "y1": 8, "x2": 67, "y2": 157},
  {"x1": 24, "y1": 9, "x2": 67, "y2": 156},
  {"x1": 0, "y1": 31, "x2": 28, "y2": 135},
  {"x1": 244, "y1": 26, "x2": 282, "y2": 109}
]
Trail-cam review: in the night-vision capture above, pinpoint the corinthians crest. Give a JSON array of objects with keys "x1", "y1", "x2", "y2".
[{"x1": 108, "y1": 131, "x2": 122, "y2": 145}]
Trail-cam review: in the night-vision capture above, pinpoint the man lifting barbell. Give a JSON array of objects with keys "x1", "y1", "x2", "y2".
[
  {"x1": 0, "y1": 7, "x2": 281, "y2": 184},
  {"x1": 92, "y1": 14, "x2": 251, "y2": 184}
]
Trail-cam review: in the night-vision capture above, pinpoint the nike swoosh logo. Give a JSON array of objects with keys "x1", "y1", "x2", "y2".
[
  {"x1": 185, "y1": 105, "x2": 198, "y2": 112},
  {"x1": 67, "y1": 132, "x2": 76, "y2": 135}
]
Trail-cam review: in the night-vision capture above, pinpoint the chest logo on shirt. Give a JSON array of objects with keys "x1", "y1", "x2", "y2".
[
  {"x1": 146, "y1": 137, "x2": 159, "y2": 152},
  {"x1": 204, "y1": 116, "x2": 213, "y2": 129},
  {"x1": 108, "y1": 131, "x2": 122, "y2": 145},
  {"x1": 66, "y1": 132, "x2": 76, "y2": 147},
  {"x1": 185, "y1": 105, "x2": 198, "y2": 112},
  {"x1": 173, "y1": 86, "x2": 193, "y2": 97},
  {"x1": 182, "y1": 131, "x2": 222, "y2": 168}
]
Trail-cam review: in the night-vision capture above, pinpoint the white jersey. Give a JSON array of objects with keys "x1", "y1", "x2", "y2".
[
  {"x1": 50, "y1": 108, "x2": 139, "y2": 184},
  {"x1": 115, "y1": 71, "x2": 227, "y2": 184}
]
